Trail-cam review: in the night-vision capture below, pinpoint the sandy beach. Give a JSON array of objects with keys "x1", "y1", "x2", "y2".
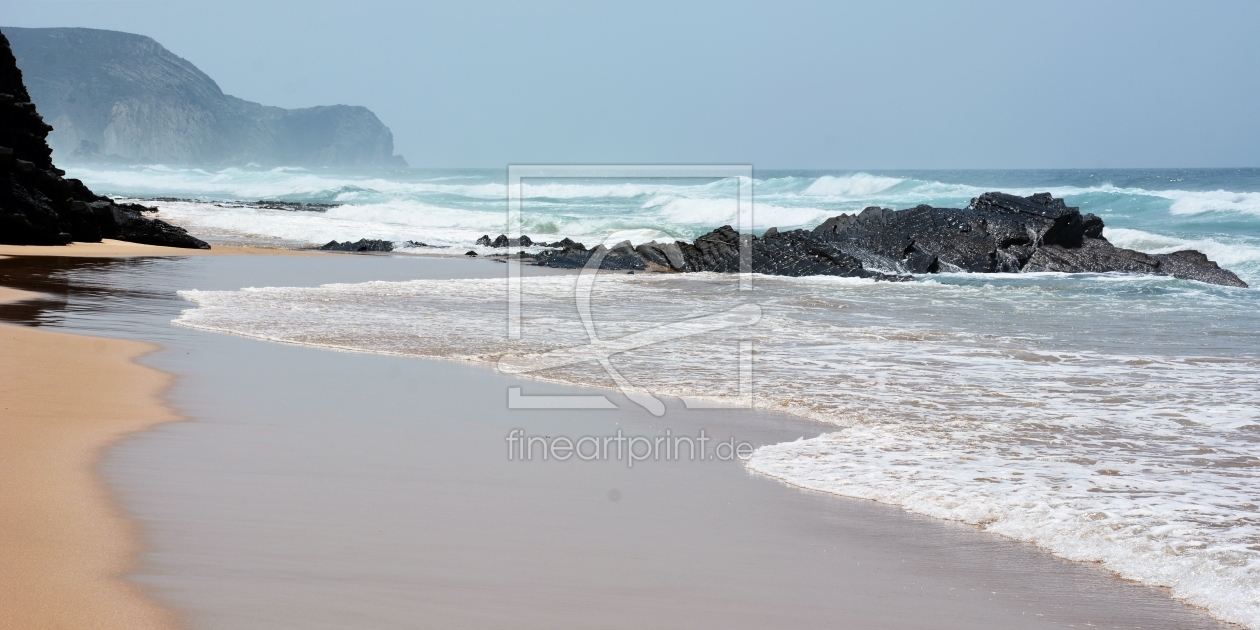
[
  {"x1": 0, "y1": 285, "x2": 178, "y2": 630},
  {"x1": 0, "y1": 242, "x2": 316, "y2": 629},
  {"x1": 0, "y1": 251, "x2": 1235, "y2": 629},
  {"x1": 0, "y1": 239, "x2": 326, "y2": 258},
  {"x1": 3, "y1": 6, "x2": 1255, "y2": 627}
]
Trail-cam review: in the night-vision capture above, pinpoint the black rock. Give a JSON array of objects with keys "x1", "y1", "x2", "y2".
[
  {"x1": 541, "y1": 237, "x2": 584, "y2": 249},
  {"x1": 319, "y1": 238, "x2": 394, "y2": 253},
  {"x1": 488, "y1": 234, "x2": 533, "y2": 248},
  {"x1": 0, "y1": 32, "x2": 209, "y2": 249},
  {"x1": 753, "y1": 228, "x2": 909, "y2": 281},
  {"x1": 475, "y1": 235, "x2": 491, "y2": 246},
  {"x1": 535, "y1": 240, "x2": 646, "y2": 270},
  {"x1": 525, "y1": 192, "x2": 1246, "y2": 287},
  {"x1": 1026, "y1": 240, "x2": 1247, "y2": 288},
  {"x1": 465, "y1": 250, "x2": 478, "y2": 257},
  {"x1": 802, "y1": 191, "x2": 1245, "y2": 287},
  {"x1": 99, "y1": 202, "x2": 211, "y2": 249},
  {"x1": 1024, "y1": 238, "x2": 1160, "y2": 275},
  {"x1": 1151, "y1": 250, "x2": 1247, "y2": 288},
  {"x1": 635, "y1": 240, "x2": 687, "y2": 270}
]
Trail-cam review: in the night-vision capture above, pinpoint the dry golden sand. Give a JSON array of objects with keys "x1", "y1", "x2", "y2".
[
  {"x1": 0, "y1": 286, "x2": 180, "y2": 629},
  {"x1": 0, "y1": 238, "x2": 323, "y2": 258}
]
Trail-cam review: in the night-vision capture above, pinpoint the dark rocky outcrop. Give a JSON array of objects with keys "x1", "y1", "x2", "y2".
[
  {"x1": 0, "y1": 31, "x2": 208, "y2": 248},
  {"x1": 534, "y1": 240, "x2": 646, "y2": 270},
  {"x1": 476, "y1": 234, "x2": 535, "y2": 248},
  {"x1": 4, "y1": 27, "x2": 407, "y2": 168},
  {"x1": 319, "y1": 238, "x2": 394, "y2": 253},
  {"x1": 527, "y1": 192, "x2": 1247, "y2": 287}
]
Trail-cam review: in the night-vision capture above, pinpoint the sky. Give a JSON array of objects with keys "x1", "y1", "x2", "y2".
[{"x1": 4, "y1": 0, "x2": 1259, "y2": 169}]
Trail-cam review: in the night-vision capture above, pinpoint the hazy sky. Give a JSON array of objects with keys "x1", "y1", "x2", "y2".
[{"x1": 5, "y1": 0, "x2": 1259, "y2": 168}]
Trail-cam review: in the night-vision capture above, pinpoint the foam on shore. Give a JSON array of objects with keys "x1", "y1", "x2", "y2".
[{"x1": 171, "y1": 269, "x2": 1260, "y2": 629}]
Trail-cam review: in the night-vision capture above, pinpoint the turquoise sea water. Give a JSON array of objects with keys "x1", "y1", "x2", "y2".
[
  {"x1": 66, "y1": 164, "x2": 1260, "y2": 628},
  {"x1": 65, "y1": 166, "x2": 1260, "y2": 284}
]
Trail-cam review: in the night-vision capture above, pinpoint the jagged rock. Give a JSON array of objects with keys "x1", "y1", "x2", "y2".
[
  {"x1": 535, "y1": 240, "x2": 646, "y2": 270},
  {"x1": 1024, "y1": 238, "x2": 1160, "y2": 274},
  {"x1": 400, "y1": 240, "x2": 429, "y2": 248},
  {"x1": 637, "y1": 225, "x2": 907, "y2": 280},
  {"x1": 525, "y1": 192, "x2": 1245, "y2": 287},
  {"x1": 0, "y1": 32, "x2": 208, "y2": 248},
  {"x1": 1026, "y1": 241, "x2": 1247, "y2": 287},
  {"x1": 319, "y1": 238, "x2": 394, "y2": 253},
  {"x1": 803, "y1": 191, "x2": 1244, "y2": 287},
  {"x1": 542, "y1": 237, "x2": 583, "y2": 249},
  {"x1": 635, "y1": 240, "x2": 687, "y2": 270},
  {"x1": 1151, "y1": 250, "x2": 1246, "y2": 287},
  {"x1": 754, "y1": 228, "x2": 910, "y2": 280},
  {"x1": 809, "y1": 192, "x2": 1105, "y2": 273},
  {"x1": 487, "y1": 234, "x2": 533, "y2": 248},
  {"x1": 97, "y1": 201, "x2": 209, "y2": 248}
]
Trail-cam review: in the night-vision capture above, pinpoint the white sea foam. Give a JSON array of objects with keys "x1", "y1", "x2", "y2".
[
  {"x1": 1161, "y1": 190, "x2": 1260, "y2": 216},
  {"x1": 66, "y1": 162, "x2": 1260, "y2": 627},
  {"x1": 172, "y1": 270, "x2": 1260, "y2": 629},
  {"x1": 801, "y1": 173, "x2": 904, "y2": 198}
]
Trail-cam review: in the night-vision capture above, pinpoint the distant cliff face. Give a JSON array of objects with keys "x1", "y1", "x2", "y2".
[{"x1": 3, "y1": 27, "x2": 407, "y2": 168}]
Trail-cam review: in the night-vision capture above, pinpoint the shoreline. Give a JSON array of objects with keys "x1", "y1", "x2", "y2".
[
  {"x1": 0, "y1": 286, "x2": 180, "y2": 629},
  {"x1": 0, "y1": 238, "x2": 329, "y2": 258},
  {"x1": 1, "y1": 251, "x2": 1237, "y2": 629}
]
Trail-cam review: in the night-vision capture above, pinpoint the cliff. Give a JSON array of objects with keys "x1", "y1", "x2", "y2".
[
  {"x1": 2, "y1": 27, "x2": 407, "y2": 168},
  {"x1": 0, "y1": 31, "x2": 208, "y2": 248}
]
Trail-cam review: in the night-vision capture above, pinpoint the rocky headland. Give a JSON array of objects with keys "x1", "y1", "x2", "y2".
[
  {"x1": 0, "y1": 31, "x2": 207, "y2": 248},
  {"x1": 4, "y1": 27, "x2": 407, "y2": 168}
]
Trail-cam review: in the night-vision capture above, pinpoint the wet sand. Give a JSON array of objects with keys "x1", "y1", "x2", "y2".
[
  {"x1": 0, "y1": 238, "x2": 326, "y2": 258},
  {"x1": 0, "y1": 287, "x2": 178, "y2": 630},
  {"x1": 1, "y1": 253, "x2": 1235, "y2": 629}
]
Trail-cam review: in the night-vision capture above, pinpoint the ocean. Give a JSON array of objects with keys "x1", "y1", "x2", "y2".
[{"x1": 67, "y1": 165, "x2": 1260, "y2": 628}]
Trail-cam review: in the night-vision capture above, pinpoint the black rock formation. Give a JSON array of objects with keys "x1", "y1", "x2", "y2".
[
  {"x1": 4, "y1": 27, "x2": 407, "y2": 168},
  {"x1": 535, "y1": 240, "x2": 645, "y2": 270},
  {"x1": 528, "y1": 192, "x2": 1246, "y2": 287},
  {"x1": 542, "y1": 237, "x2": 584, "y2": 249},
  {"x1": 0, "y1": 31, "x2": 208, "y2": 248},
  {"x1": 476, "y1": 234, "x2": 536, "y2": 248},
  {"x1": 319, "y1": 238, "x2": 394, "y2": 253}
]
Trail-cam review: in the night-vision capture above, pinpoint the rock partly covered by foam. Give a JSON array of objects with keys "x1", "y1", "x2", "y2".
[
  {"x1": 319, "y1": 238, "x2": 395, "y2": 253},
  {"x1": 528, "y1": 192, "x2": 1247, "y2": 287},
  {"x1": 0, "y1": 31, "x2": 208, "y2": 248}
]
